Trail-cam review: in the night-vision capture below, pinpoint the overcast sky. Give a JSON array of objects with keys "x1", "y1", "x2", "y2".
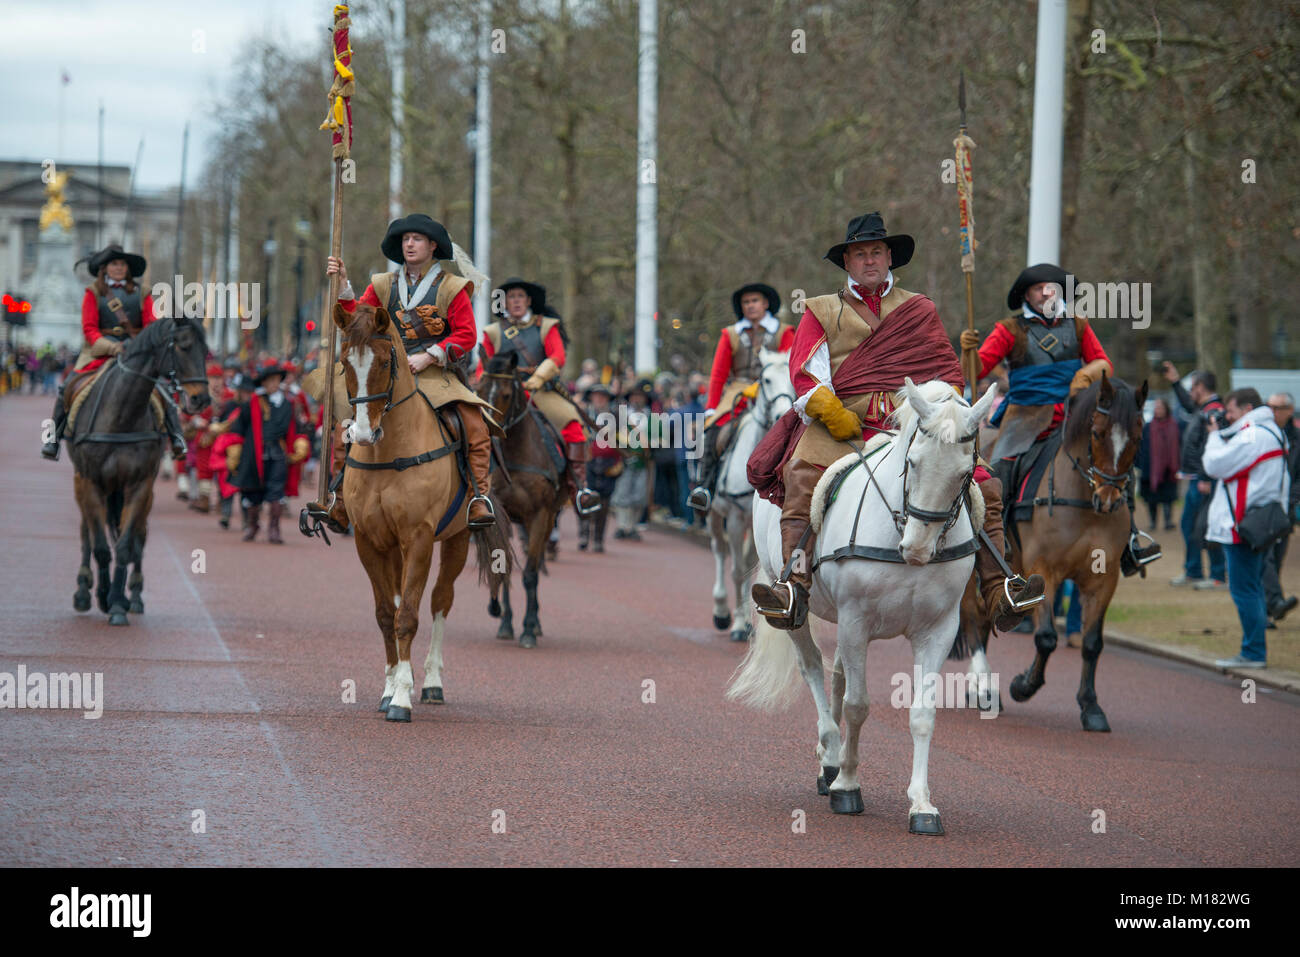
[{"x1": 10, "y1": 0, "x2": 328, "y2": 190}]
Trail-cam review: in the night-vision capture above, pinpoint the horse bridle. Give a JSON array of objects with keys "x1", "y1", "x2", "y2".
[
  {"x1": 752, "y1": 366, "x2": 794, "y2": 429},
  {"x1": 344, "y1": 334, "x2": 424, "y2": 417},
  {"x1": 480, "y1": 367, "x2": 532, "y2": 430},
  {"x1": 1062, "y1": 397, "x2": 1137, "y2": 512}
]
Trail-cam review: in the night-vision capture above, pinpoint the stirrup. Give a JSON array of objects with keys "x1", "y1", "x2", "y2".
[
  {"x1": 687, "y1": 487, "x2": 713, "y2": 512},
  {"x1": 1003, "y1": 575, "x2": 1044, "y2": 612},
  {"x1": 467, "y1": 493, "x2": 496, "y2": 527},
  {"x1": 1128, "y1": 529, "x2": 1162, "y2": 565},
  {"x1": 754, "y1": 580, "x2": 797, "y2": 620},
  {"x1": 575, "y1": 488, "x2": 602, "y2": 516}
]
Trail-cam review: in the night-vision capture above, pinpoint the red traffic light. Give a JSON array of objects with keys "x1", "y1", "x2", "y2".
[
  {"x1": 305, "y1": 319, "x2": 317, "y2": 332},
  {"x1": 3, "y1": 293, "x2": 32, "y2": 314}
]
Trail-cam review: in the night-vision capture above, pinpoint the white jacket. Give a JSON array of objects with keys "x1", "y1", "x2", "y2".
[{"x1": 1202, "y1": 405, "x2": 1291, "y2": 545}]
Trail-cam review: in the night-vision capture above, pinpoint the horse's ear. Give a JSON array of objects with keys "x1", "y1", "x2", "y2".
[
  {"x1": 333, "y1": 302, "x2": 353, "y2": 331},
  {"x1": 902, "y1": 377, "x2": 932, "y2": 418},
  {"x1": 1139, "y1": 379, "x2": 1149, "y2": 404},
  {"x1": 373, "y1": 306, "x2": 390, "y2": 332},
  {"x1": 970, "y1": 381, "x2": 998, "y2": 423},
  {"x1": 1098, "y1": 368, "x2": 1113, "y2": 398}
]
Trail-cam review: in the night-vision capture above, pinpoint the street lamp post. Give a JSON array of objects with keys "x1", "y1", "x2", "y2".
[
  {"x1": 293, "y1": 219, "x2": 311, "y2": 359},
  {"x1": 261, "y1": 220, "x2": 277, "y2": 353}
]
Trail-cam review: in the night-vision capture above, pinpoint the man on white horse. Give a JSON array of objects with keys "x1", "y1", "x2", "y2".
[
  {"x1": 687, "y1": 283, "x2": 794, "y2": 512},
  {"x1": 749, "y1": 212, "x2": 1044, "y2": 631}
]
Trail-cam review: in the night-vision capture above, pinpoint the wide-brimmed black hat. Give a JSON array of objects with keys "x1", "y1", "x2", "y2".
[
  {"x1": 85, "y1": 243, "x2": 146, "y2": 278},
  {"x1": 253, "y1": 359, "x2": 286, "y2": 385},
  {"x1": 824, "y1": 212, "x2": 914, "y2": 271},
  {"x1": 230, "y1": 372, "x2": 254, "y2": 392},
  {"x1": 1007, "y1": 263, "x2": 1070, "y2": 311},
  {"x1": 731, "y1": 283, "x2": 780, "y2": 319},
  {"x1": 380, "y1": 214, "x2": 454, "y2": 263},
  {"x1": 496, "y1": 277, "x2": 547, "y2": 314},
  {"x1": 583, "y1": 383, "x2": 613, "y2": 401}
]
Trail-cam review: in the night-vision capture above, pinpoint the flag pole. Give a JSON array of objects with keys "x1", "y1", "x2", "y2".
[
  {"x1": 302, "y1": 3, "x2": 354, "y2": 541},
  {"x1": 955, "y1": 71, "x2": 979, "y2": 392}
]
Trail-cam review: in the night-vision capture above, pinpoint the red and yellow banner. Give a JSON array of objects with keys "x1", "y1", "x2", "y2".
[{"x1": 319, "y1": 4, "x2": 354, "y2": 159}]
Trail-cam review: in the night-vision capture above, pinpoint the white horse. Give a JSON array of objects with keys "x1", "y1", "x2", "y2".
[
  {"x1": 729, "y1": 378, "x2": 999, "y2": 835},
  {"x1": 705, "y1": 350, "x2": 795, "y2": 642}
]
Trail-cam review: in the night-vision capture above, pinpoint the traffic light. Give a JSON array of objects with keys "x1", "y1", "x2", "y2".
[
  {"x1": 2, "y1": 292, "x2": 32, "y2": 326},
  {"x1": 305, "y1": 318, "x2": 317, "y2": 333}
]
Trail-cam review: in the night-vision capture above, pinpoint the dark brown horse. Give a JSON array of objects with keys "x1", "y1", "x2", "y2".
[
  {"x1": 334, "y1": 302, "x2": 514, "y2": 721},
  {"x1": 956, "y1": 372, "x2": 1147, "y2": 731},
  {"x1": 477, "y1": 351, "x2": 572, "y2": 649},
  {"x1": 65, "y1": 316, "x2": 211, "y2": 625}
]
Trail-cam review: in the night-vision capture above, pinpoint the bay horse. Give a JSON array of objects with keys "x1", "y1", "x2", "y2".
[
  {"x1": 960, "y1": 372, "x2": 1147, "y2": 732},
  {"x1": 335, "y1": 302, "x2": 513, "y2": 722},
  {"x1": 65, "y1": 315, "x2": 211, "y2": 625},
  {"x1": 731, "y1": 379, "x2": 999, "y2": 835},
  {"x1": 476, "y1": 351, "x2": 571, "y2": 649},
  {"x1": 704, "y1": 349, "x2": 795, "y2": 642}
]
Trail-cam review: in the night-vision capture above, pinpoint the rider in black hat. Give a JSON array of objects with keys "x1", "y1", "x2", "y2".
[
  {"x1": 481, "y1": 277, "x2": 600, "y2": 515},
  {"x1": 41, "y1": 243, "x2": 186, "y2": 461},
  {"x1": 322, "y1": 214, "x2": 499, "y2": 531},
  {"x1": 687, "y1": 282, "x2": 793, "y2": 512}
]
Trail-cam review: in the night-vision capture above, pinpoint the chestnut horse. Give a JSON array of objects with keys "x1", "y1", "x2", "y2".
[
  {"x1": 66, "y1": 315, "x2": 211, "y2": 625},
  {"x1": 476, "y1": 351, "x2": 571, "y2": 649},
  {"x1": 335, "y1": 302, "x2": 513, "y2": 722},
  {"x1": 958, "y1": 372, "x2": 1147, "y2": 731}
]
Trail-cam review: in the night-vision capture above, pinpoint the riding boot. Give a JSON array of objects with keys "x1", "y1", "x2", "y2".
[
  {"x1": 162, "y1": 400, "x2": 187, "y2": 459},
  {"x1": 41, "y1": 382, "x2": 69, "y2": 460},
  {"x1": 242, "y1": 503, "x2": 261, "y2": 542},
  {"x1": 267, "y1": 502, "x2": 284, "y2": 544},
  {"x1": 592, "y1": 500, "x2": 608, "y2": 553},
  {"x1": 219, "y1": 495, "x2": 233, "y2": 529},
  {"x1": 751, "y1": 458, "x2": 820, "y2": 630},
  {"x1": 687, "y1": 424, "x2": 722, "y2": 512},
  {"x1": 566, "y1": 442, "x2": 600, "y2": 514},
  {"x1": 462, "y1": 405, "x2": 496, "y2": 528},
  {"x1": 976, "y1": 477, "x2": 1045, "y2": 630},
  {"x1": 1121, "y1": 485, "x2": 1161, "y2": 575}
]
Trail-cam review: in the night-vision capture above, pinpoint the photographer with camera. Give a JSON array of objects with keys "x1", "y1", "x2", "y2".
[
  {"x1": 1162, "y1": 363, "x2": 1227, "y2": 588},
  {"x1": 1262, "y1": 393, "x2": 1300, "y2": 623},
  {"x1": 1203, "y1": 388, "x2": 1292, "y2": 669}
]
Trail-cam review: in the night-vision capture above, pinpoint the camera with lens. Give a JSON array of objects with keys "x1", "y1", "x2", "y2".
[{"x1": 1206, "y1": 407, "x2": 1228, "y2": 429}]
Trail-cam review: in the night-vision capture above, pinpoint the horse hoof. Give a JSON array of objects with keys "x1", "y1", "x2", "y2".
[
  {"x1": 1008, "y1": 674, "x2": 1037, "y2": 702},
  {"x1": 129, "y1": 599, "x2": 144, "y2": 614},
  {"x1": 420, "y1": 687, "x2": 444, "y2": 704},
  {"x1": 496, "y1": 627, "x2": 513, "y2": 641},
  {"x1": 977, "y1": 694, "x2": 1004, "y2": 715},
  {"x1": 712, "y1": 614, "x2": 730, "y2": 631},
  {"x1": 73, "y1": 592, "x2": 91, "y2": 613},
  {"x1": 829, "y1": 788, "x2": 863, "y2": 815},
  {"x1": 519, "y1": 633, "x2": 537, "y2": 649},
  {"x1": 488, "y1": 598, "x2": 501, "y2": 618},
  {"x1": 377, "y1": 695, "x2": 392, "y2": 713},
  {"x1": 108, "y1": 610, "x2": 129, "y2": 626},
  {"x1": 385, "y1": 705, "x2": 411, "y2": 723},
  {"x1": 909, "y1": 812, "x2": 945, "y2": 836},
  {"x1": 730, "y1": 627, "x2": 749, "y2": 643},
  {"x1": 1080, "y1": 706, "x2": 1111, "y2": 733},
  {"x1": 816, "y1": 765, "x2": 839, "y2": 796}
]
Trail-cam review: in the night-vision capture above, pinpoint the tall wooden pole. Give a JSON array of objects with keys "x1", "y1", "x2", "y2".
[{"x1": 955, "y1": 72, "x2": 979, "y2": 392}]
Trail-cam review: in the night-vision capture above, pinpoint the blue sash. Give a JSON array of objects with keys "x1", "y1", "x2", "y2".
[{"x1": 989, "y1": 360, "x2": 1081, "y2": 427}]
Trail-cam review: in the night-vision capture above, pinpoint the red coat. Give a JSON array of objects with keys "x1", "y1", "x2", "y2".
[
  {"x1": 78, "y1": 287, "x2": 159, "y2": 373},
  {"x1": 706, "y1": 322, "x2": 795, "y2": 427},
  {"x1": 340, "y1": 279, "x2": 478, "y2": 358}
]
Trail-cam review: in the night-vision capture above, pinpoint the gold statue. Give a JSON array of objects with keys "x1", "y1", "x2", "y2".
[{"x1": 39, "y1": 170, "x2": 75, "y2": 232}]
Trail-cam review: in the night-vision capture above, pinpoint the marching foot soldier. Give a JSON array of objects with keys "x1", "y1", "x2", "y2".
[
  {"x1": 41, "y1": 244, "x2": 187, "y2": 461},
  {"x1": 750, "y1": 212, "x2": 1044, "y2": 631},
  {"x1": 960, "y1": 263, "x2": 1160, "y2": 574},
  {"x1": 481, "y1": 277, "x2": 600, "y2": 515},
  {"x1": 323, "y1": 213, "x2": 500, "y2": 530},
  {"x1": 230, "y1": 361, "x2": 310, "y2": 543},
  {"x1": 688, "y1": 283, "x2": 794, "y2": 512}
]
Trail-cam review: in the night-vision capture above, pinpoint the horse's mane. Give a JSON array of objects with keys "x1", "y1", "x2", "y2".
[
  {"x1": 1064, "y1": 376, "x2": 1139, "y2": 447},
  {"x1": 890, "y1": 380, "x2": 968, "y2": 443},
  {"x1": 121, "y1": 314, "x2": 176, "y2": 360},
  {"x1": 484, "y1": 352, "x2": 517, "y2": 375}
]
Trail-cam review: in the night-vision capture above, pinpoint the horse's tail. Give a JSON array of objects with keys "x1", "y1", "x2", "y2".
[
  {"x1": 471, "y1": 492, "x2": 514, "y2": 589},
  {"x1": 726, "y1": 615, "x2": 802, "y2": 711}
]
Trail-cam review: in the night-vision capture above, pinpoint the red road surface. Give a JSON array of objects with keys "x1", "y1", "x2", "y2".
[{"x1": 1, "y1": 393, "x2": 1297, "y2": 866}]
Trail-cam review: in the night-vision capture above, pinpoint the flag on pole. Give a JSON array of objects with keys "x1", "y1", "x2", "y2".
[
  {"x1": 319, "y1": 5, "x2": 354, "y2": 160},
  {"x1": 954, "y1": 130, "x2": 976, "y2": 273}
]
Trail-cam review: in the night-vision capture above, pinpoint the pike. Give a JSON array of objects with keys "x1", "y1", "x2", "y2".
[
  {"x1": 301, "y1": 3, "x2": 355, "y2": 543},
  {"x1": 954, "y1": 71, "x2": 979, "y2": 392}
]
